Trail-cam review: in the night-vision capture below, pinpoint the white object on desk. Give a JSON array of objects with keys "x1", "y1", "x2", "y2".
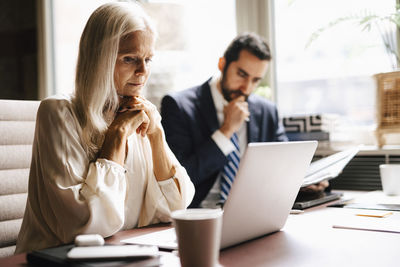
[
  {"x1": 290, "y1": 209, "x2": 304, "y2": 214},
  {"x1": 332, "y1": 210, "x2": 400, "y2": 234},
  {"x1": 347, "y1": 190, "x2": 400, "y2": 205},
  {"x1": 67, "y1": 245, "x2": 159, "y2": 260},
  {"x1": 122, "y1": 228, "x2": 178, "y2": 250},
  {"x1": 380, "y1": 164, "x2": 400, "y2": 196},
  {"x1": 74, "y1": 234, "x2": 104, "y2": 247}
]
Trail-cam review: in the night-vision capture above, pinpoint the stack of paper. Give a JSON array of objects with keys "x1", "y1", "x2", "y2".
[
  {"x1": 121, "y1": 229, "x2": 178, "y2": 250},
  {"x1": 301, "y1": 147, "x2": 359, "y2": 187},
  {"x1": 332, "y1": 209, "x2": 400, "y2": 234}
]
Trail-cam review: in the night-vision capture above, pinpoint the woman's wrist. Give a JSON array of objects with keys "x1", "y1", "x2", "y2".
[
  {"x1": 147, "y1": 126, "x2": 175, "y2": 181},
  {"x1": 99, "y1": 128, "x2": 128, "y2": 166},
  {"x1": 147, "y1": 125, "x2": 163, "y2": 143}
]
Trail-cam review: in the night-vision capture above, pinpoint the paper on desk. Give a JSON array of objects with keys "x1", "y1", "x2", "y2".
[
  {"x1": 349, "y1": 191, "x2": 400, "y2": 205},
  {"x1": 121, "y1": 228, "x2": 178, "y2": 250},
  {"x1": 340, "y1": 191, "x2": 400, "y2": 211},
  {"x1": 332, "y1": 210, "x2": 400, "y2": 234}
]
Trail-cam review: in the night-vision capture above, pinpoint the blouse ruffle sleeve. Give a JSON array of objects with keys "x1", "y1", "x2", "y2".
[
  {"x1": 79, "y1": 158, "x2": 127, "y2": 236},
  {"x1": 16, "y1": 97, "x2": 129, "y2": 252}
]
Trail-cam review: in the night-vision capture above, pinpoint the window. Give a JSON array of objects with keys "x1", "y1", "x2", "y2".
[
  {"x1": 52, "y1": 0, "x2": 115, "y2": 96},
  {"x1": 142, "y1": 0, "x2": 236, "y2": 107},
  {"x1": 50, "y1": 0, "x2": 236, "y2": 108},
  {"x1": 273, "y1": 0, "x2": 396, "y2": 144}
]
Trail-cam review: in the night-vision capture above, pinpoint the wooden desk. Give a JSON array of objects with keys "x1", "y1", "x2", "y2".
[{"x1": 2, "y1": 191, "x2": 399, "y2": 266}]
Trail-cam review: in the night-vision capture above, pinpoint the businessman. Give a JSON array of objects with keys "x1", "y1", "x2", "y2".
[{"x1": 161, "y1": 32, "x2": 326, "y2": 208}]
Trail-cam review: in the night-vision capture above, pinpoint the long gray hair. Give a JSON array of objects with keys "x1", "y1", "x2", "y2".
[{"x1": 73, "y1": 2, "x2": 156, "y2": 160}]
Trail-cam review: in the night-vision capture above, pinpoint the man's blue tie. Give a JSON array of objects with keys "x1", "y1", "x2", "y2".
[{"x1": 220, "y1": 132, "x2": 240, "y2": 202}]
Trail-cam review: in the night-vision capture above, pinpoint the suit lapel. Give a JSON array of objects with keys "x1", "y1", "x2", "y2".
[
  {"x1": 247, "y1": 95, "x2": 260, "y2": 142},
  {"x1": 196, "y1": 80, "x2": 220, "y2": 133}
]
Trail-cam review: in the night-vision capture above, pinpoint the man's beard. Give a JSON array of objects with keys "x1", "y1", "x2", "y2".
[{"x1": 220, "y1": 72, "x2": 249, "y2": 102}]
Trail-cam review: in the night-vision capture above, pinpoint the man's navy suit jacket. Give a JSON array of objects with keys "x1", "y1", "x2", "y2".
[{"x1": 161, "y1": 79, "x2": 288, "y2": 207}]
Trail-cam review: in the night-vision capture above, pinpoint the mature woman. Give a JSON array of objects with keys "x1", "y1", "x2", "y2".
[{"x1": 15, "y1": 2, "x2": 194, "y2": 253}]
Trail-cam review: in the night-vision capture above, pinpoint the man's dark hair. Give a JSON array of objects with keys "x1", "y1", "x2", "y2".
[{"x1": 223, "y1": 32, "x2": 271, "y2": 73}]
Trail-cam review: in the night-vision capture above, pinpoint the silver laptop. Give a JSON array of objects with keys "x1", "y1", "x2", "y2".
[
  {"x1": 122, "y1": 141, "x2": 317, "y2": 249},
  {"x1": 220, "y1": 141, "x2": 317, "y2": 248}
]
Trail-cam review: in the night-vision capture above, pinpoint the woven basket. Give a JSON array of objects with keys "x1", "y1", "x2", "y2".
[{"x1": 374, "y1": 70, "x2": 400, "y2": 146}]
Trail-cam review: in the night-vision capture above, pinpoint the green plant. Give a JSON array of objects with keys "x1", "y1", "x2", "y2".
[
  {"x1": 254, "y1": 84, "x2": 272, "y2": 100},
  {"x1": 306, "y1": 5, "x2": 400, "y2": 69}
]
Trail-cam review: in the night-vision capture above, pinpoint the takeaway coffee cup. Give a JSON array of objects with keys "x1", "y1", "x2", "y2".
[
  {"x1": 171, "y1": 208, "x2": 223, "y2": 267},
  {"x1": 379, "y1": 164, "x2": 400, "y2": 196}
]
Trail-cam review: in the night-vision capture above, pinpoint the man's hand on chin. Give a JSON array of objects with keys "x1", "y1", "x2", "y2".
[{"x1": 300, "y1": 180, "x2": 330, "y2": 194}]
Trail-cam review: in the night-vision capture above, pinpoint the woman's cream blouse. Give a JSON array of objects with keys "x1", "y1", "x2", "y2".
[{"x1": 15, "y1": 95, "x2": 194, "y2": 253}]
